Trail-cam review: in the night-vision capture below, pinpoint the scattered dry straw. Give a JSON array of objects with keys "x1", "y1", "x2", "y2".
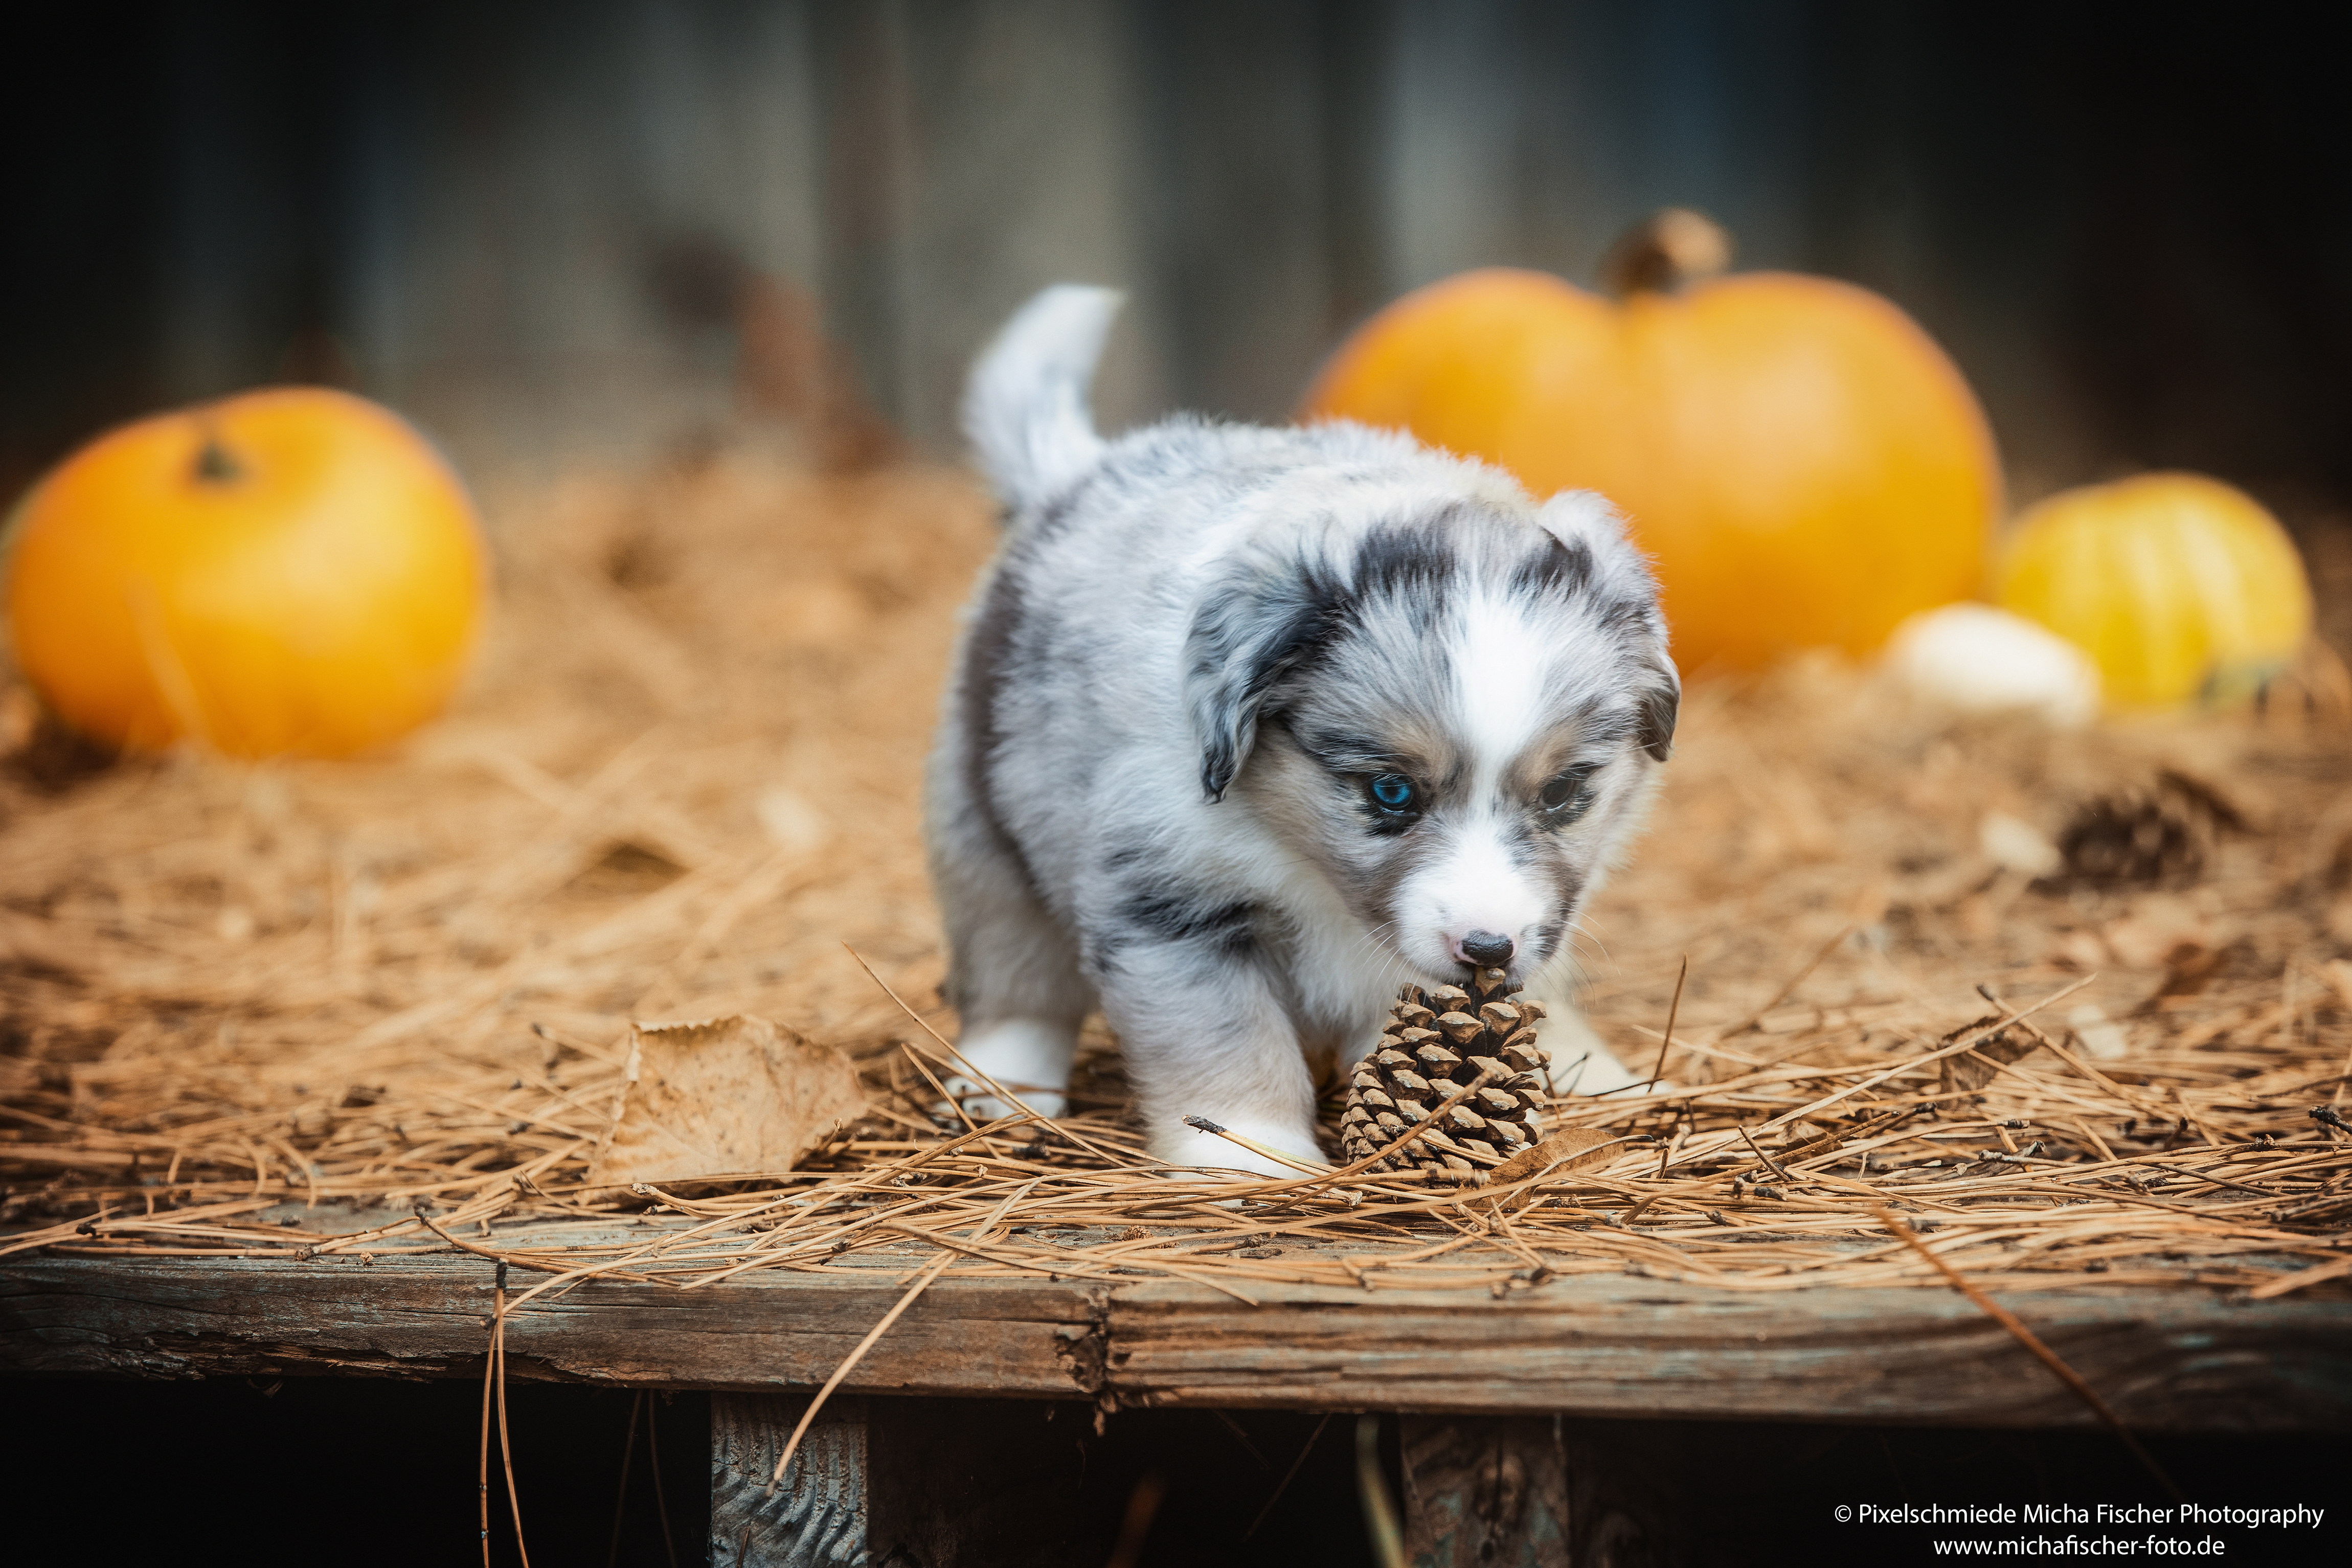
[{"x1": 5, "y1": 451, "x2": 2351, "y2": 1305}]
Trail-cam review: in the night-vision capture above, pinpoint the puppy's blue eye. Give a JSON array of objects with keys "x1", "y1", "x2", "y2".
[
  {"x1": 1368, "y1": 772, "x2": 1416, "y2": 812},
  {"x1": 1540, "y1": 768, "x2": 1596, "y2": 818}
]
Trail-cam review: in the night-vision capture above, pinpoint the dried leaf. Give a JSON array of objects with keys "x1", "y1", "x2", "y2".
[
  {"x1": 591, "y1": 1014, "x2": 864, "y2": 1186},
  {"x1": 1939, "y1": 1014, "x2": 2041, "y2": 1094},
  {"x1": 1489, "y1": 1126, "x2": 1619, "y2": 1185}
]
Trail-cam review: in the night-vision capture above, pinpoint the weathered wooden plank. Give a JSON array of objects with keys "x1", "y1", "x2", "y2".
[
  {"x1": 705, "y1": 1394, "x2": 1120, "y2": 1568},
  {"x1": 0, "y1": 1254, "x2": 1106, "y2": 1396},
  {"x1": 5, "y1": 1253, "x2": 2347, "y2": 1431},
  {"x1": 1400, "y1": 1415, "x2": 1694, "y2": 1567},
  {"x1": 711, "y1": 1393, "x2": 868, "y2": 1568},
  {"x1": 1400, "y1": 1416, "x2": 1573, "y2": 1567},
  {"x1": 1100, "y1": 1276, "x2": 2352, "y2": 1432}
]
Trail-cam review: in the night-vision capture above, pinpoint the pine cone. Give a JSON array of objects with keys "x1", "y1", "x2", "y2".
[
  {"x1": 2056, "y1": 770, "x2": 2244, "y2": 885},
  {"x1": 1340, "y1": 971, "x2": 1550, "y2": 1176}
]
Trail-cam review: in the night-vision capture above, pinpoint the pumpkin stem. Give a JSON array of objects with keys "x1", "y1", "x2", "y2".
[
  {"x1": 1602, "y1": 208, "x2": 1733, "y2": 297},
  {"x1": 192, "y1": 435, "x2": 243, "y2": 486}
]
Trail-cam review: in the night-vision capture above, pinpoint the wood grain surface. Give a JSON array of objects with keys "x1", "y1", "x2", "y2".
[
  {"x1": 5, "y1": 1248, "x2": 2347, "y2": 1433},
  {"x1": 711, "y1": 1393, "x2": 869, "y2": 1568}
]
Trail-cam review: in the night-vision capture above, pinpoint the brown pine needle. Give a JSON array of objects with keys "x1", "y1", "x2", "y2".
[
  {"x1": 895, "y1": 1038, "x2": 988, "y2": 1142},
  {"x1": 1300, "y1": 1069, "x2": 1504, "y2": 1185},
  {"x1": 1716, "y1": 925, "x2": 1853, "y2": 1041},
  {"x1": 1755, "y1": 974, "x2": 2096, "y2": 1134},
  {"x1": 478, "y1": 1307, "x2": 495, "y2": 1568},
  {"x1": 766, "y1": 1249, "x2": 955, "y2": 1494},
  {"x1": 1870, "y1": 1202, "x2": 2181, "y2": 1503},
  {"x1": 493, "y1": 1266, "x2": 532, "y2": 1568},
  {"x1": 760, "y1": 1175, "x2": 1032, "y2": 1495},
  {"x1": 844, "y1": 942, "x2": 1128, "y2": 1165},
  {"x1": 1646, "y1": 954, "x2": 1689, "y2": 1093},
  {"x1": 606, "y1": 1391, "x2": 643, "y2": 1568},
  {"x1": 1243, "y1": 1412, "x2": 1332, "y2": 1542},
  {"x1": 1355, "y1": 1414, "x2": 1405, "y2": 1568},
  {"x1": 646, "y1": 1393, "x2": 678, "y2": 1568},
  {"x1": 1181, "y1": 1116, "x2": 1331, "y2": 1175},
  {"x1": 1737, "y1": 1122, "x2": 1794, "y2": 1185}
]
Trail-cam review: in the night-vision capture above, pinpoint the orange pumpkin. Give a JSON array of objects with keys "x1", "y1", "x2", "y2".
[
  {"x1": 5, "y1": 387, "x2": 487, "y2": 757},
  {"x1": 1995, "y1": 472, "x2": 2314, "y2": 708},
  {"x1": 1301, "y1": 211, "x2": 2000, "y2": 672}
]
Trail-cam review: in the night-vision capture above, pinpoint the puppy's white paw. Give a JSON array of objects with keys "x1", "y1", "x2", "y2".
[
  {"x1": 1530, "y1": 1005, "x2": 1672, "y2": 1095},
  {"x1": 943, "y1": 1017, "x2": 1076, "y2": 1122},
  {"x1": 942, "y1": 1074, "x2": 1067, "y2": 1123},
  {"x1": 1150, "y1": 1118, "x2": 1326, "y2": 1177}
]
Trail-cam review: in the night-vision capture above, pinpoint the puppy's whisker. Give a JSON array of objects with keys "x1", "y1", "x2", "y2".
[
  {"x1": 1343, "y1": 921, "x2": 1409, "y2": 974},
  {"x1": 1347, "y1": 919, "x2": 1404, "y2": 965}
]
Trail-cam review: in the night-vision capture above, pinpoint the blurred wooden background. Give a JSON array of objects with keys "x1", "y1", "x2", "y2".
[{"x1": 7, "y1": 0, "x2": 2350, "y2": 635}]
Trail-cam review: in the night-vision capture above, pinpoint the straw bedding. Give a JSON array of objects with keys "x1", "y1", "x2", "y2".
[{"x1": 5, "y1": 451, "x2": 2351, "y2": 1306}]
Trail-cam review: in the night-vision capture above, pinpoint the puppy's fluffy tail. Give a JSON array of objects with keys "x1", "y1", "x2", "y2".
[{"x1": 963, "y1": 284, "x2": 1122, "y2": 514}]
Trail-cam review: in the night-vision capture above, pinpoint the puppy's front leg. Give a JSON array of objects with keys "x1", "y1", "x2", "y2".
[{"x1": 1097, "y1": 939, "x2": 1323, "y2": 1176}]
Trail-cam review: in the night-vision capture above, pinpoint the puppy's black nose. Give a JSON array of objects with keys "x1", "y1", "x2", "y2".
[{"x1": 1460, "y1": 930, "x2": 1514, "y2": 967}]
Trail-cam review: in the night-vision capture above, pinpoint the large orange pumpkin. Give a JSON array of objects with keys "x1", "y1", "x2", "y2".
[
  {"x1": 1301, "y1": 212, "x2": 2000, "y2": 672},
  {"x1": 5, "y1": 387, "x2": 487, "y2": 757}
]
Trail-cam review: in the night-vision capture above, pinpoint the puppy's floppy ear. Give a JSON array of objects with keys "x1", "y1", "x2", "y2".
[
  {"x1": 1539, "y1": 490, "x2": 1681, "y2": 762},
  {"x1": 1636, "y1": 660, "x2": 1681, "y2": 762},
  {"x1": 1532, "y1": 489, "x2": 1630, "y2": 557},
  {"x1": 1185, "y1": 555, "x2": 1343, "y2": 802}
]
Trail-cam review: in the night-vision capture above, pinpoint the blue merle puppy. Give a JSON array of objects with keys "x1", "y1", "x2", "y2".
[{"x1": 926, "y1": 286, "x2": 1678, "y2": 1174}]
